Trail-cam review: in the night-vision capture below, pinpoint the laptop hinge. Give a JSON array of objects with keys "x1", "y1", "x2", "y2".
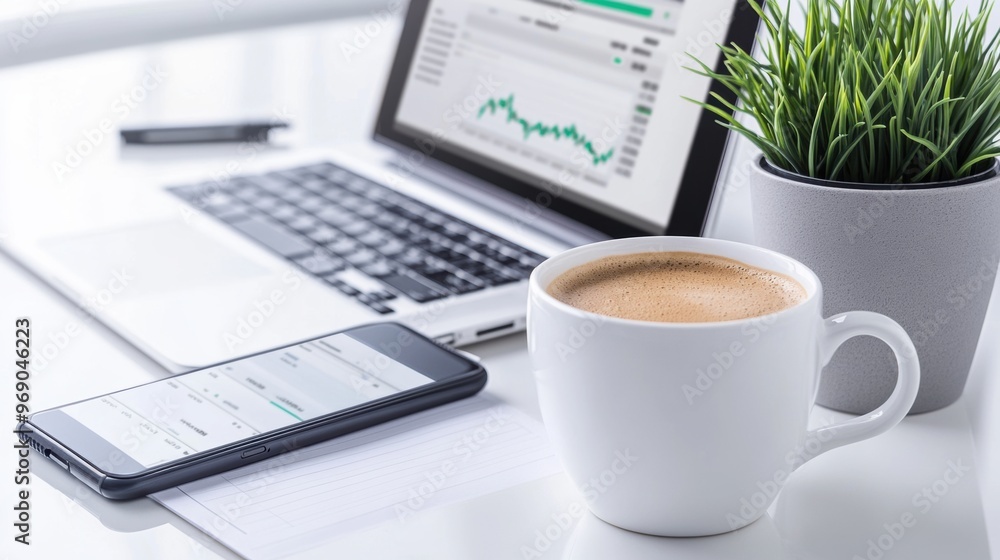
[{"x1": 380, "y1": 144, "x2": 609, "y2": 248}]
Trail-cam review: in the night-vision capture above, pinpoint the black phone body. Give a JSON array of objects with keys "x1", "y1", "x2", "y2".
[{"x1": 18, "y1": 323, "x2": 486, "y2": 500}]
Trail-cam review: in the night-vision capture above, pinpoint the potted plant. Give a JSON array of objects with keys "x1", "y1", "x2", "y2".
[{"x1": 688, "y1": 0, "x2": 1000, "y2": 413}]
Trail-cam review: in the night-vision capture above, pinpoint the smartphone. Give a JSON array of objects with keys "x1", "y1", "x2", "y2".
[{"x1": 18, "y1": 323, "x2": 486, "y2": 499}]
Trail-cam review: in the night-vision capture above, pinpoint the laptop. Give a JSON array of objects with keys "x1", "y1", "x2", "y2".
[{"x1": 2, "y1": 0, "x2": 759, "y2": 372}]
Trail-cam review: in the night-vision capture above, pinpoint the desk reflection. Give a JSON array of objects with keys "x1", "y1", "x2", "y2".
[
  {"x1": 33, "y1": 457, "x2": 239, "y2": 558},
  {"x1": 564, "y1": 511, "x2": 789, "y2": 560}
]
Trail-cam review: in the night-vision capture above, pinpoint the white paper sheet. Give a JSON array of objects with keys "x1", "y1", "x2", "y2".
[{"x1": 152, "y1": 396, "x2": 561, "y2": 559}]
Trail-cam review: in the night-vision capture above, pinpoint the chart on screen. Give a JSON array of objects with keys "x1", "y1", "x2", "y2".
[{"x1": 395, "y1": 0, "x2": 694, "y2": 231}]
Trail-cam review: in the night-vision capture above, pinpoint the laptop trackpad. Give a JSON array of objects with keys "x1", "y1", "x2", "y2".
[
  {"x1": 41, "y1": 220, "x2": 271, "y2": 295},
  {"x1": 36, "y1": 220, "x2": 365, "y2": 369}
]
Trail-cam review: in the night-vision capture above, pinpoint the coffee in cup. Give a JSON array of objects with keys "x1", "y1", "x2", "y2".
[{"x1": 546, "y1": 251, "x2": 807, "y2": 323}]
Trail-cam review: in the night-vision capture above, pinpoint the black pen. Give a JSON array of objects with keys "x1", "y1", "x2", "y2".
[{"x1": 120, "y1": 121, "x2": 290, "y2": 145}]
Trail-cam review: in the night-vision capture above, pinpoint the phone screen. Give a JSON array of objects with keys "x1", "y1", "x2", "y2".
[{"x1": 34, "y1": 333, "x2": 434, "y2": 472}]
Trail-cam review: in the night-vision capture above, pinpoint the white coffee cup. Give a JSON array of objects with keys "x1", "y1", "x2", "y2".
[{"x1": 527, "y1": 237, "x2": 920, "y2": 537}]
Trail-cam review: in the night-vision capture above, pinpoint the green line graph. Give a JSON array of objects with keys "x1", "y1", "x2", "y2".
[
  {"x1": 476, "y1": 94, "x2": 615, "y2": 166},
  {"x1": 270, "y1": 400, "x2": 303, "y2": 421}
]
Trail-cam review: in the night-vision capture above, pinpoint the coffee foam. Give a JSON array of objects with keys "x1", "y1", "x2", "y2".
[{"x1": 546, "y1": 251, "x2": 807, "y2": 323}]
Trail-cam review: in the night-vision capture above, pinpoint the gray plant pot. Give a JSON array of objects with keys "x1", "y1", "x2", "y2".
[{"x1": 749, "y1": 157, "x2": 1000, "y2": 414}]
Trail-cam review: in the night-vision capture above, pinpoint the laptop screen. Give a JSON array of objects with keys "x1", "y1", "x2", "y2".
[{"x1": 377, "y1": 0, "x2": 757, "y2": 237}]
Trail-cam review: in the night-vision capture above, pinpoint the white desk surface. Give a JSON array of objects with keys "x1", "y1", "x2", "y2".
[{"x1": 1, "y1": 16, "x2": 998, "y2": 560}]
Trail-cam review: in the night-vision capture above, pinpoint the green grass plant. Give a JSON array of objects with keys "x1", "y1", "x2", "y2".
[{"x1": 687, "y1": 0, "x2": 1000, "y2": 184}]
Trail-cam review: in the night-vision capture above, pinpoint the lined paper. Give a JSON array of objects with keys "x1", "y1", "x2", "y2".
[{"x1": 153, "y1": 396, "x2": 561, "y2": 559}]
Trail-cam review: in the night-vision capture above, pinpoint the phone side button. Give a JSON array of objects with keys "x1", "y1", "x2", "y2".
[
  {"x1": 241, "y1": 446, "x2": 267, "y2": 459},
  {"x1": 45, "y1": 450, "x2": 70, "y2": 470}
]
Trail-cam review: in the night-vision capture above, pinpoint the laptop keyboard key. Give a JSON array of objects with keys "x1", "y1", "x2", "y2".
[
  {"x1": 356, "y1": 294, "x2": 394, "y2": 314},
  {"x1": 378, "y1": 238, "x2": 407, "y2": 257},
  {"x1": 396, "y1": 248, "x2": 426, "y2": 266},
  {"x1": 301, "y1": 178, "x2": 333, "y2": 194},
  {"x1": 379, "y1": 274, "x2": 448, "y2": 302},
  {"x1": 335, "y1": 193, "x2": 366, "y2": 210},
  {"x1": 306, "y1": 226, "x2": 342, "y2": 244},
  {"x1": 370, "y1": 303, "x2": 394, "y2": 315},
  {"x1": 286, "y1": 214, "x2": 320, "y2": 232},
  {"x1": 218, "y1": 210, "x2": 253, "y2": 224},
  {"x1": 247, "y1": 176, "x2": 289, "y2": 195},
  {"x1": 294, "y1": 252, "x2": 346, "y2": 276},
  {"x1": 455, "y1": 282, "x2": 486, "y2": 294},
  {"x1": 326, "y1": 238, "x2": 362, "y2": 256},
  {"x1": 229, "y1": 187, "x2": 266, "y2": 204},
  {"x1": 324, "y1": 277, "x2": 360, "y2": 296},
  {"x1": 201, "y1": 200, "x2": 250, "y2": 221},
  {"x1": 270, "y1": 204, "x2": 300, "y2": 222},
  {"x1": 485, "y1": 272, "x2": 520, "y2": 286},
  {"x1": 231, "y1": 217, "x2": 314, "y2": 258},
  {"x1": 315, "y1": 207, "x2": 357, "y2": 228},
  {"x1": 345, "y1": 249, "x2": 379, "y2": 267},
  {"x1": 280, "y1": 185, "x2": 309, "y2": 204},
  {"x1": 359, "y1": 260, "x2": 393, "y2": 277},
  {"x1": 297, "y1": 194, "x2": 328, "y2": 212},
  {"x1": 333, "y1": 268, "x2": 390, "y2": 294},
  {"x1": 427, "y1": 271, "x2": 481, "y2": 293},
  {"x1": 356, "y1": 229, "x2": 390, "y2": 247},
  {"x1": 339, "y1": 221, "x2": 370, "y2": 236},
  {"x1": 353, "y1": 202, "x2": 382, "y2": 219},
  {"x1": 249, "y1": 196, "x2": 282, "y2": 212}
]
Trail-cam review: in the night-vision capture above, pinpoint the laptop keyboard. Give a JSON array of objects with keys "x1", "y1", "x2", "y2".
[{"x1": 167, "y1": 162, "x2": 545, "y2": 314}]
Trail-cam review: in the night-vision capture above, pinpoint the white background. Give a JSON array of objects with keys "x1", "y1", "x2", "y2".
[{"x1": 0, "y1": 1, "x2": 998, "y2": 558}]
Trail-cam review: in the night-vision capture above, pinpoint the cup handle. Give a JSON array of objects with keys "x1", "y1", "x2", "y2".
[{"x1": 801, "y1": 311, "x2": 921, "y2": 461}]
